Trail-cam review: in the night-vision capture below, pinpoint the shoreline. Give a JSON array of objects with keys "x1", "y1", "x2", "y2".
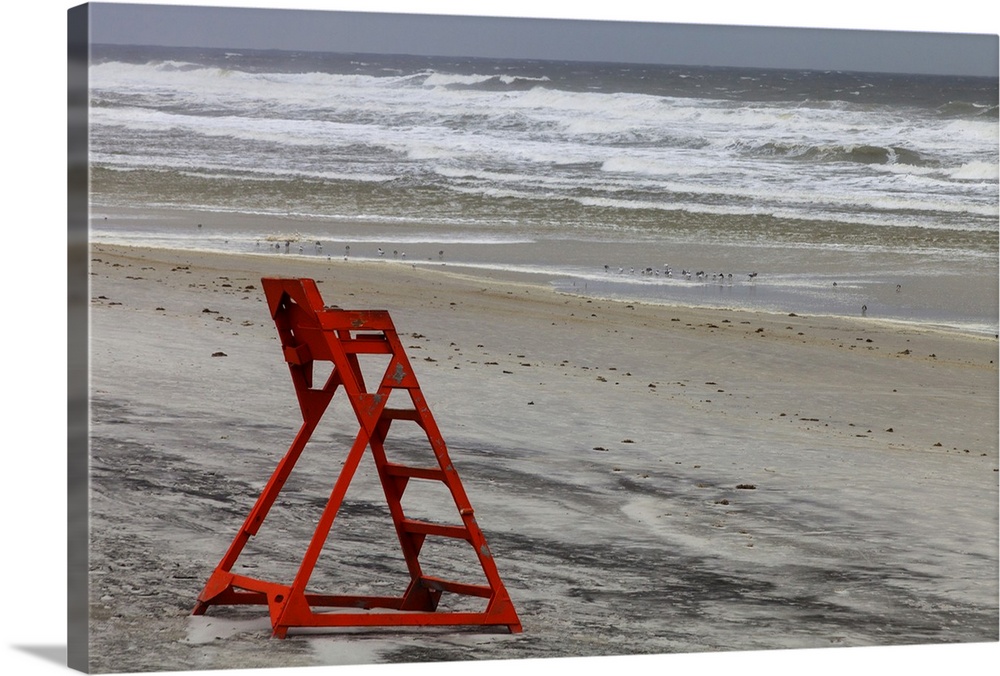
[
  {"x1": 89, "y1": 236, "x2": 1000, "y2": 341},
  {"x1": 86, "y1": 241, "x2": 1000, "y2": 364},
  {"x1": 89, "y1": 204, "x2": 1000, "y2": 338}
]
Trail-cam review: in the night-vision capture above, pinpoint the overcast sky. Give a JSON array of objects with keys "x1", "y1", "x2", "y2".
[{"x1": 83, "y1": 1, "x2": 999, "y2": 77}]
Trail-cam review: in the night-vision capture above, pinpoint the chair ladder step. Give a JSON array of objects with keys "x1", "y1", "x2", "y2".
[
  {"x1": 380, "y1": 407, "x2": 422, "y2": 422},
  {"x1": 400, "y1": 518, "x2": 471, "y2": 540},
  {"x1": 384, "y1": 463, "x2": 446, "y2": 482}
]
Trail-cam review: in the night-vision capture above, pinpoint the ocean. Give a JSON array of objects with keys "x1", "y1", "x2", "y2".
[{"x1": 87, "y1": 44, "x2": 999, "y2": 335}]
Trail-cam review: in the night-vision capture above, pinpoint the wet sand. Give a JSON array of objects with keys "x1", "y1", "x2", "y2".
[
  {"x1": 83, "y1": 242, "x2": 997, "y2": 673},
  {"x1": 91, "y1": 206, "x2": 1000, "y2": 336}
]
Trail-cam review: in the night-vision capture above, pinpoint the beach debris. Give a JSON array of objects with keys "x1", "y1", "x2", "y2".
[
  {"x1": 211, "y1": 351, "x2": 227, "y2": 357},
  {"x1": 736, "y1": 484, "x2": 757, "y2": 490}
]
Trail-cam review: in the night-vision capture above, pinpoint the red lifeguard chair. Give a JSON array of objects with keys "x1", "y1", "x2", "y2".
[{"x1": 193, "y1": 277, "x2": 521, "y2": 637}]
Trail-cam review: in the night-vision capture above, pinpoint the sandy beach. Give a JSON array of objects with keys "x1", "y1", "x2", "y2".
[{"x1": 83, "y1": 241, "x2": 998, "y2": 673}]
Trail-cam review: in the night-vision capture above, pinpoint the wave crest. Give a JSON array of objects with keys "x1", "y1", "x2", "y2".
[{"x1": 744, "y1": 141, "x2": 936, "y2": 167}]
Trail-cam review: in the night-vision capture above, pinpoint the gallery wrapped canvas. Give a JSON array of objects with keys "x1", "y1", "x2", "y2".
[{"x1": 65, "y1": 2, "x2": 998, "y2": 674}]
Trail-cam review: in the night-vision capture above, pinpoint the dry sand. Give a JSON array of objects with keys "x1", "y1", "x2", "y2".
[{"x1": 83, "y1": 243, "x2": 998, "y2": 673}]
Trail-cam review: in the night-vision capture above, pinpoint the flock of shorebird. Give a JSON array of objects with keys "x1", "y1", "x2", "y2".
[
  {"x1": 256, "y1": 239, "x2": 451, "y2": 263},
  {"x1": 600, "y1": 263, "x2": 893, "y2": 318},
  {"x1": 255, "y1": 238, "x2": 767, "y2": 283},
  {"x1": 250, "y1": 235, "x2": 887, "y2": 318},
  {"x1": 260, "y1": 240, "x2": 765, "y2": 284},
  {"x1": 603, "y1": 264, "x2": 758, "y2": 284}
]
